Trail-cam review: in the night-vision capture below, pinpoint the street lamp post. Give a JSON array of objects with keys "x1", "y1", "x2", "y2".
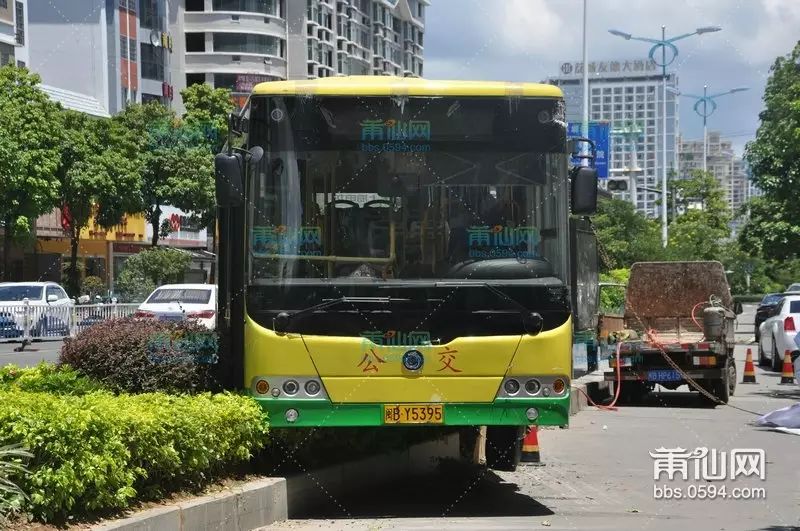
[
  {"x1": 608, "y1": 25, "x2": 722, "y2": 248},
  {"x1": 581, "y1": 0, "x2": 590, "y2": 165},
  {"x1": 671, "y1": 85, "x2": 749, "y2": 174}
]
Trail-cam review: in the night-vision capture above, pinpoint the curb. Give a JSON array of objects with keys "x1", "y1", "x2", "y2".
[
  {"x1": 92, "y1": 478, "x2": 287, "y2": 531},
  {"x1": 91, "y1": 435, "x2": 459, "y2": 530}
]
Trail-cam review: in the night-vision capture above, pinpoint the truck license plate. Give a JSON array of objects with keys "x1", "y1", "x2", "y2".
[
  {"x1": 384, "y1": 404, "x2": 443, "y2": 424},
  {"x1": 647, "y1": 369, "x2": 682, "y2": 382}
]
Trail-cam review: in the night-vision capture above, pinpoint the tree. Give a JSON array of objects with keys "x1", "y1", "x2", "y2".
[
  {"x1": 0, "y1": 64, "x2": 63, "y2": 280},
  {"x1": 666, "y1": 170, "x2": 731, "y2": 261},
  {"x1": 181, "y1": 83, "x2": 234, "y2": 154},
  {"x1": 56, "y1": 111, "x2": 142, "y2": 295},
  {"x1": 116, "y1": 102, "x2": 215, "y2": 247},
  {"x1": 180, "y1": 83, "x2": 234, "y2": 282},
  {"x1": 115, "y1": 247, "x2": 192, "y2": 302},
  {"x1": 592, "y1": 198, "x2": 664, "y2": 271},
  {"x1": 743, "y1": 40, "x2": 800, "y2": 261}
]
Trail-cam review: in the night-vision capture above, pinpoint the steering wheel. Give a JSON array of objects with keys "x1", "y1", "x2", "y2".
[
  {"x1": 329, "y1": 200, "x2": 359, "y2": 209},
  {"x1": 364, "y1": 199, "x2": 393, "y2": 209}
]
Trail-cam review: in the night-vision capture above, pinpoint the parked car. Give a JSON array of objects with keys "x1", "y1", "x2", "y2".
[
  {"x1": 758, "y1": 294, "x2": 800, "y2": 371},
  {"x1": 135, "y1": 284, "x2": 217, "y2": 329},
  {"x1": 786, "y1": 283, "x2": 800, "y2": 293},
  {"x1": 0, "y1": 282, "x2": 73, "y2": 338},
  {"x1": 755, "y1": 293, "x2": 784, "y2": 341}
]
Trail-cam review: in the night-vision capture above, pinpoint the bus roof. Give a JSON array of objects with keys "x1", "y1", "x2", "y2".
[{"x1": 251, "y1": 76, "x2": 563, "y2": 98}]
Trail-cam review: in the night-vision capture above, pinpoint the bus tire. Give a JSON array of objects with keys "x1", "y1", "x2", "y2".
[{"x1": 485, "y1": 426, "x2": 523, "y2": 472}]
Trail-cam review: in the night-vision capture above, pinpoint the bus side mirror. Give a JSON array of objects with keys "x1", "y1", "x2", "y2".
[
  {"x1": 215, "y1": 153, "x2": 245, "y2": 208},
  {"x1": 571, "y1": 166, "x2": 598, "y2": 216},
  {"x1": 734, "y1": 301, "x2": 743, "y2": 315}
]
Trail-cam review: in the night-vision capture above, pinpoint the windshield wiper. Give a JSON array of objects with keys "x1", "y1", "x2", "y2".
[{"x1": 273, "y1": 296, "x2": 406, "y2": 334}]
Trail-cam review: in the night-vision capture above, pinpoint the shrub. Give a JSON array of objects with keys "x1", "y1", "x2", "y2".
[
  {"x1": 0, "y1": 444, "x2": 32, "y2": 525},
  {"x1": 0, "y1": 390, "x2": 268, "y2": 522},
  {"x1": 0, "y1": 363, "x2": 103, "y2": 395},
  {"x1": 115, "y1": 248, "x2": 191, "y2": 302},
  {"x1": 60, "y1": 318, "x2": 219, "y2": 394},
  {"x1": 81, "y1": 275, "x2": 106, "y2": 299}
]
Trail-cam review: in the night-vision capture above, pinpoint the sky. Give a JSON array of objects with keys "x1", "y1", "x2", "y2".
[{"x1": 423, "y1": 0, "x2": 800, "y2": 155}]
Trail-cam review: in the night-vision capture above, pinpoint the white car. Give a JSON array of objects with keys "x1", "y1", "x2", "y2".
[
  {"x1": 135, "y1": 284, "x2": 217, "y2": 329},
  {"x1": 758, "y1": 294, "x2": 800, "y2": 371},
  {"x1": 0, "y1": 282, "x2": 73, "y2": 339},
  {"x1": 786, "y1": 283, "x2": 800, "y2": 293}
]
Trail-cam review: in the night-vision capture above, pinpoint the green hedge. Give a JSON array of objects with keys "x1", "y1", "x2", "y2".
[
  {"x1": 0, "y1": 363, "x2": 103, "y2": 395},
  {"x1": 0, "y1": 389, "x2": 268, "y2": 522}
]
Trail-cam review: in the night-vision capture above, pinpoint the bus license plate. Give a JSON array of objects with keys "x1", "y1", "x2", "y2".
[
  {"x1": 647, "y1": 369, "x2": 682, "y2": 382},
  {"x1": 384, "y1": 404, "x2": 443, "y2": 424}
]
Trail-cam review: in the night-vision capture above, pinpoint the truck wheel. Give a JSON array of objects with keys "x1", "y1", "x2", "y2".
[
  {"x1": 727, "y1": 358, "x2": 736, "y2": 397},
  {"x1": 708, "y1": 360, "x2": 732, "y2": 405},
  {"x1": 485, "y1": 426, "x2": 523, "y2": 472}
]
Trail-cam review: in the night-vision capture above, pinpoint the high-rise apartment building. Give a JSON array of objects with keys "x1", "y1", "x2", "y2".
[
  {"x1": 169, "y1": 0, "x2": 427, "y2": 111},
  {"x1": 678, "y1": 132, "x2": 752, "y2": 213},
  {"x1": 27, "y1": 0, "x2": 174, "y2": 117},
  {"x1": 548, "y1": 58, "x2": 680, "y2": 219},
  {"x1": 0, "y1": 0, "x2": 26, "y2": 67}
]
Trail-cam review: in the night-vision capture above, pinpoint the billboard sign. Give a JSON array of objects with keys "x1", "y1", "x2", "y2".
[{"x1": 568, "y1": 122, "x2": 609, "y2": 179}]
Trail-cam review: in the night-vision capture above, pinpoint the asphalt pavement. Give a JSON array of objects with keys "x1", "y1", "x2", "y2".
[
  {"x1": 0, "y1": 339, "x2": 63, "y2": 367},
  {"x1": 269, "y1": 341, "x2": 799, "y2": 530}
]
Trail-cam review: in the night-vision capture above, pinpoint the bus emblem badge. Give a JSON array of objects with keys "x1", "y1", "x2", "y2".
[{"x1": 402, "y1": 350, "x2": 424, "y2": 371}]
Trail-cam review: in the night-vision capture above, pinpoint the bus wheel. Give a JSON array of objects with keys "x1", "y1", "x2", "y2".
[{"x1": 485, "y1": 426, "x2": 523, "y2": 472}]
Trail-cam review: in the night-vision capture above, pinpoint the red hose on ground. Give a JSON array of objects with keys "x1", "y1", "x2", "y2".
[{"x1": 574, "y1": 341, "x2": 623, "y2": 411}]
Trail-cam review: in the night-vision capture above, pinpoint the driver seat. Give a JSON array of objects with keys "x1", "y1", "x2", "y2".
[{"x1": 361, "y1": 200, "x2": 392, "y2": 257}]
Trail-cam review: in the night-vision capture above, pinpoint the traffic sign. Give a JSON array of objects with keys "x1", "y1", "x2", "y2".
[{"x1": 568, "y1": 122, "x2": 610, "y2": 179}]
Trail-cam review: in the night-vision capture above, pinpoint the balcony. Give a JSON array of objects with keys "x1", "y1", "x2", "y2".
[
  {"x1": 184, "y1": 11, "x2": 287, "y2": 38},
  {"x1": 184, "y1": 52, "x2": 287, "y2": 77}
]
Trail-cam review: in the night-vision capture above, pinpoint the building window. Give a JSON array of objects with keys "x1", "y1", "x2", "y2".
[
  {"x1": 186, "y1": 32, "x2": 206, "y2": 52},
  {"x1": 119, "y1": 0, "x2": 136, "y2": 12},
  {"x1": 186, "y1": 73, "x2": 206, "y2": 86},
  {"x1": 0, "y1": 0, "x2": 7, "y2": 8},
  {"x1": 140, "y1": 43, "x2": 165, "y2": 80},
  {"x1": 120, "y1": 37, "x2": 136, "y2": 60},
  {"x1": 139, "y1": 0, "x2": 164, "y2": 31},
  {"x1": 186, "y1": 0, "x2": 204, "y2": 12},
  {"x1": 14, "y1": 1, "x2": 23, "y2": 45},
  {"x1": 213, "y1": 33, "x2": 280, "y2": 55},
  {"x1": 213, "y1": 0, "x2": 277, "y2": 16}
]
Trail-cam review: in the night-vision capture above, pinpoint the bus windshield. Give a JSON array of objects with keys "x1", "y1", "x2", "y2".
[{"x1": 246, "y1": 95, "x2": 568, "y2": 285}]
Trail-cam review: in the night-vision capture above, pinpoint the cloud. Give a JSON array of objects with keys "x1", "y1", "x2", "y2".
[{"x1": 424, "y1": 0, "x2": 800, "y2": 154}]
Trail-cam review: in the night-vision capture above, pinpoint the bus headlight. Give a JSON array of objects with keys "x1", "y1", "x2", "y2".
[
  {"x1": 305, "y1": 380, "x2": 321, "y2": 396},
  {"x1": 525, "y1": 379, "x2": 541, "y2": 395},
  {"x1": 285, "y1": 409, "x2": 299, "y2": 423},
  {"x1": 283, "y1": 380, "x2": 299, "y2": 395},
  {"x1": 504, "y1": 379, "x2": 520, "y2": 395},
  {"x1": 552, "y1": 379, "x2": 566, "y2": 394}
]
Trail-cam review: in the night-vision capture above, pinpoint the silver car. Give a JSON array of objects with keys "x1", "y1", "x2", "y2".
[{"x1": 758, "y1": 295, "x2": 800, "y2": 371}]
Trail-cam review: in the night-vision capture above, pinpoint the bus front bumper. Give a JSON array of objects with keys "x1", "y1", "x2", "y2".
[{"x1": 253, "y1": 396, "x2": 570, "y2": 428}]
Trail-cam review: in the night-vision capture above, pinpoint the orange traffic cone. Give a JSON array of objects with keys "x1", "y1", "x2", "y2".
[
  {"x1": 520, "y1": 426, "x2": 542, "y2": 465},
  {"x1": 780, "y1": 350, "x2": 795, "y2": 385},
  {"x1": 742, "y1": 348, "x2": 757, "y2": 384}
]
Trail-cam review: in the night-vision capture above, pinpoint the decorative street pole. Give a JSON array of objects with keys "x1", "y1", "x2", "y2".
[
  {"x1": 672, "y1": 85, "x2": 749, "y2": 173},
  {"x1": 608, "y1": 25, "x2": 722, "y2": 248}
]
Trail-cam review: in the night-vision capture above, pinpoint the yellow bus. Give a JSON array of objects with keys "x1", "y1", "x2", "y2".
[{"x1": 214, "y1": 76, "x2": 599, "y2": 470}]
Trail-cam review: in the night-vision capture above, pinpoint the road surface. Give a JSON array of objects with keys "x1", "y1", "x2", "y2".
[
  {"x1": 268, "y1": 342, "x2": 800, "y2": 531},
  {"x1": 0, "y1": 339, "x2": 62, "y2": 367}
]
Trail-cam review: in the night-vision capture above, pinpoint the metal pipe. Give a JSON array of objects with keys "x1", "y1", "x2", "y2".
[{"x1": 661, "y1": 25, "x2": 668, "y2": 248}]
